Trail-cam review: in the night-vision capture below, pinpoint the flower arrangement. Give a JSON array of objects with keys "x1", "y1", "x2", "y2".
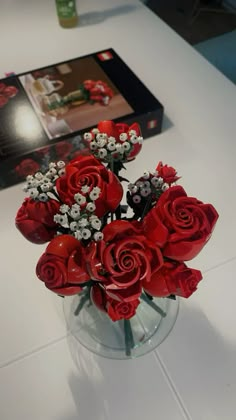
[
  {"x1": 15, "y1": 120, "x2": 218, "y2": 328},
  {"x1": 0, "y1": 82, "x2": 18, "y2": 108}
]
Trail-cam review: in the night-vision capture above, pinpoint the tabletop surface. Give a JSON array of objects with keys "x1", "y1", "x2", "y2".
[{"x1": 0, "y1": 1, "x2": 236, "y2": 419}]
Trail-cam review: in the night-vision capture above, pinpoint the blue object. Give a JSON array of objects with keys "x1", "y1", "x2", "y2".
[{"x1": 195, "y1": 29, "x2": 236, "y2": 83}]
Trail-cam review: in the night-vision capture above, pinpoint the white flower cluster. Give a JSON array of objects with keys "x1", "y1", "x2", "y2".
[
  {"x1": 23, "y1": 161, "x2": 66, "y2": 202},
  {"x1": 83, "y1": 128, "x2": 143, "y2": 162},
  {"x1": 54, "y1": 187, "x2": 104, "y2": 242},
  {"x1": 128, "y1": 170, "x2": 169, "y2": 204}
]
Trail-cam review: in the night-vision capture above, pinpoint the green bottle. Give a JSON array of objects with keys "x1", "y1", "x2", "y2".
[{"x1": 55, "y1": 0, "x2": 78, "y2": 28}]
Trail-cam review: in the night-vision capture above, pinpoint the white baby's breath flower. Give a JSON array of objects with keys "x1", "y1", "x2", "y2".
[
  {"x1": 49, "y1": 162, "x2": 56, "y2": 169},
  {"x1": 60, "y1": 204, "x2": 70, "y2": 213},
  {"x1": 140, "y1": 188, "x2": 151, "y2": 197},
  {"x1": 119, "y1": 133, "x2": 128, "y2": 142},
  {"x1": 26, "y1": 179, "x2": 36, "y2": 188},
  {"x1": 128, "y1": 183, "x2": 135, "y2": 191},
  {"x1": 57, "y1": 161, "x2": 65, "y2": 168},
  {"x1": 89, "y1": 190, "x2": 100, "y2": 201},
  {"x1": 91, "y1": 218, "x2": 102, "y2": 230},
  {"x1": 26, "y1": 175, "x2": 34, "y2": 182},
  {"x1": 58, "y1": 168, "x2": 66, "y2": 177},
  {"x1": 82, "y1": 228, "x2": 91, "y2": 240},
  {"x1": 90, "y1": 141, "x2": 98, "y2": 151},
  {"x1": 78, "y1": 218, "x2": 89, "y2": 228},
  {"x1": 162, "y1": 183, "x2": 169, "y2": 191},
  {"x1": 83, "y1": 132, "x2": 93, "y2": 141},
  {"x1": 96, "y1": 133, "x2": 107, "y2": 141},
  {"x1": 86, "y1": 202, "x2": 96, "y2": 212},
  {"x1": 38, "y1": 193, "x2": 48, "y2": 202},
  {"x1": 130, "y1": 135, "x2": 138, "y2": 144},
  {"x1": 129, "y1": 129, "x2": 137, "y2": 136},
  {"x1": 34, "y1": 172, "x2": 44, "y2": 180},
  {"x1": 70, "y1": 221, "x2": 78, "y2": 232},
  {"x1": 116, "y1": 143, "x2": 124, "y2": 154},
  {"x1": 41, "y1": 183, "x2": 53, "y2": 192},
  {"x1": 107, "y1": 142, "x2": 116, "y2": 151},
  {"x1": 123, "y1": 142, "x2": 131, "y2": 151},
  {"x1": 92, "y1": 186, "x2": 101, "y2": 194},
  {"x1": 108, "y1": 136, "x2": 116, "y2": 143},
  {"x1": 143, "y1": 171, "x2": 150, "y2": 180},
  {"x1": 29, "y1": 188, "x2": 39, "y2": 199},
  {"x1": 98, "y1": 148, "x2": 107, "y2": 159},
  {"x1": 133, "y1": 195, "x2": 141, "y2": 203},
  {"x1": 70, "y1": 204, "x2": 81, "y2": 220},
  {"x1": 54, "y1": 214, "x2": 68, "y2": 227},
  {"x1": 92, "y1": 128, "x2": 99, "y2": 134},
  {"x1": 94, "y1": 232, "x2": 104, "y2": 241},
  {"x1": 74, "y1": 193, "x2": 86, "y2": 205},
  {"x1": 81, "y1": 185, "x2": 90, "y2": 194},
  {"x1": 143, "y1": 181, "x2": 150, "y2": 188},
  {"x1": 136, "y1": 181, "x2": 144, "y2": 188},
  {"x1": 74, "y1": 230, "x2": 82, "y2": 240},
  {"x1": 151, "y1": 176, "x2": 162, "y2": 187}
]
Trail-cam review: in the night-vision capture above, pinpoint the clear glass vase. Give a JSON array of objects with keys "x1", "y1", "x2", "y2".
[{"x1": 64, "y1": 293, "x2": 179, "y2": 359}]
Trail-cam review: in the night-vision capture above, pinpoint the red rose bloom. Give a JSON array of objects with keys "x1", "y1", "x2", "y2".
[
  {"x1": 107, "y1": 298, "x2": 140, "y2": 321},
  {"x1": 3, "y1": 85, "x2": 18, "y2": 98},
  {"x1": 15, "y1": 159, "x2": 40, "y2": 178},
  {"x1": 156, "y1": 161, "x2": 180, "y2": 184},
  {"x1": 97, "y1": 120, "x2": 142, "y2": 161},
  {"x1": 15, "y1": 198, "x2": 60, "y2": 244},
  {"x1": 56, "y1": 155, "x2": 123, "y2": 217},
  {"x1": 144, "y1": 186, "x2": 218, "y2": 261},
  {"x1": 36, "y1": 235, "x2": 89, "y2": 295},
  {"x1": 91, "y1": 284, "x2": 140, "y2": 321},
  {"x1": 0, "y1": 94, "x2": 8, "y2": 108},
  {"x1": 143, "y1": 260, "x2": 202, "y2": 298},
  {"x1": 87, "y1": 220, "x2": 163, "y2": 288}
]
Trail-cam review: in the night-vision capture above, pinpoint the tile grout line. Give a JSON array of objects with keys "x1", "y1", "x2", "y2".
[
  {"x1": 202, "y1": 255, "x2": 236, "y2": 275},
  {"x1": 0, "y1": 333, "x2": 70, "y2": 369},
  {"x1": 153, "y1": 349, "x2": 192, "y2": 420}
]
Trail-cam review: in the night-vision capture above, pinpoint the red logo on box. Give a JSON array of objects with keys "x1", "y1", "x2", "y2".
[
  {"x1": 97, "y1": 51, "x2": 113, "y2": 61},
  {"x1": 147, "y1": 119, "x2": 158, "y2": 129}
]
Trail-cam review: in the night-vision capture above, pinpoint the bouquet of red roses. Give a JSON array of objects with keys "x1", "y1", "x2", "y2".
[{"x1": 15, "y1": 120, "x2": 218, "y2": 325}]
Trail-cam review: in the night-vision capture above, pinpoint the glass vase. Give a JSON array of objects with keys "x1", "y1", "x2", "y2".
[{"x1": 64, "y1": 292, "x2": 179, "y2": 359}]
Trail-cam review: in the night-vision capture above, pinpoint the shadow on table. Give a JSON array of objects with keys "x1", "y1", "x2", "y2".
[
  {"x1": 78, "y1": 5, "x2": 139, "y2": 27},
  {"x1": 59, "y1": 303, "x2": 236, "y2": 420},
  {"x1": 156, "y1": 303, "x2": 236, "y2": 417},
  {"x1": 161, "y1": 114, "x2": 173, "y2": 132}
]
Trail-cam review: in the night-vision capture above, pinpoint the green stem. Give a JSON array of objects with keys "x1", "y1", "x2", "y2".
[
  {"x1": 141, "y1": 294, "x2": 166, "y2": 318},
  {"x1": 74, "y1": 292, "x2": 90, "y2": 316},
  {"x1": 124, "y1": 319, "x2": 135, "y2": 357}
]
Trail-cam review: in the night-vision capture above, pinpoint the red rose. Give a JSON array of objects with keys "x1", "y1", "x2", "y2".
[
  {"x1": 56, "y1": 155, "x2": 123, "y2": 217},
  {"x1": 107, "y1": 298, "x2": 140, "y2": 321},
  {"x1": 15, "y1": 159, "x2": 40, "y2": 178},
  {"x1": 143, "y1": 260, "x2": 202, "y2": 298},
  {"x1": 55, "y1": 141, "x2": 73, "y2": 161},
  {"x1": 97, "y1": 120, "x2": 142, "y2": 161},
  {"x1": 0, "y1": 94, "x2": 8, "y2": 108},
  {"x1": 3, "y1": 85, "x2": 18, "y2": 98},
  {"x1": 91, "y1": 284, "x2": 140, "y2": 321},
  {"x1": 15, "y1": 198, "x2": 60, "y2": 244},
  {"x1": 156, "y1": 161, "x2": 180, "y2": 184},
  {"x1": 87, "y1": 220, "x2": 163, "y2": 288},
  {"x1": 36, "y1": 235, "x2": 89, "y2": 295},
  {"x1": 144, "y1": 186, "x2": 218, "y2": 261}
]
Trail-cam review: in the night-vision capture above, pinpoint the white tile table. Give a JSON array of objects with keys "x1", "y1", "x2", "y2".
[{"x1": 0, "y1": 1, "x2": 236, "y2": 419}]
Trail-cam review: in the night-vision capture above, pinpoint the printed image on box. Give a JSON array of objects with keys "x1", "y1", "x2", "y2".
[{"x1": 19, "y1": 57, "x2": 134, "y2": 139}]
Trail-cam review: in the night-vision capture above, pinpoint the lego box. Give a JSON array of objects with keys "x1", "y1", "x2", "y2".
[{"x1": 0, "y1": 48, "x2": 164, "y2": 189}]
